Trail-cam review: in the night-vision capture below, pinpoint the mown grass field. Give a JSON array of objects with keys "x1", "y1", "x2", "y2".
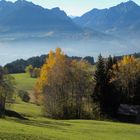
[{"x1": 0, "y1": 73, "x2": 139, "y2": 140}]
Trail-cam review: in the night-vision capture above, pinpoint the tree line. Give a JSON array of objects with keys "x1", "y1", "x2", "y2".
[
  {"x1": 4, "y1": 54, "x2": 94, "y2": 74},
  {"x1": 0, "y1": 48, "x2": 140, "y2": 120},
  {"x1": 34, "y1": 48, "x2": 140, "y2": 119}
]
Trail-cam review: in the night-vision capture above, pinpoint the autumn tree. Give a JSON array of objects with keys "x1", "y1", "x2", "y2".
[
  {"x1": 35, "y1": 48, "x2": 68, "y2": 118},
  {"x1": 33, "y1": 68, "x2": 40, "y2": 78},
  {"x1": 70, "y1": 60, "x2": 93, "y2": 119},
  {"x1": 35, "y1": 48, "x2": 93, "y2": 119},
  {"x1": 25, "y1": 65, "x2": 34, "y2": 76},
  {"x1": 34, "y1": 50, "x2": 55, "y2": 105},
  {"x1": 25, "y1": 65, "x2": 40, "y2": 78},
  {"x1": 112, "y1": 55, "x2": 140, "y2": 104}
]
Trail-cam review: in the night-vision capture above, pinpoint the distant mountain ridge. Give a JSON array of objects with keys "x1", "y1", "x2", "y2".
[
  {"x1": 0, "y1": 0, "x2": 112, "y2": 42},
  {"x1": 0, "y1": 0, "x2": 139, "y2": 42},
  {"x1": 0, "y1": 0, "x2": 140, "y2": 65},
  {"x1": 0, "y1": 0, "x2": 81, "y2": 33},
  {"x1": 73, "y1": 1, "x2": 140, "y2": 36}
]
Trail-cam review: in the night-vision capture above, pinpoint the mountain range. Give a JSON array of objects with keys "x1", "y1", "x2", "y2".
[
  {"x1": 0, "y1": 0, "x2": 140, "y2": 66},
  {"x1": 0, "y1": 0, "x2": 79, "y2": 33},
  {"x1": 73, "y1": 1, "x2": 140, "y2": 37},
  {"x1": 0, "y1": 0, "x2": 139, "y2": 41}
]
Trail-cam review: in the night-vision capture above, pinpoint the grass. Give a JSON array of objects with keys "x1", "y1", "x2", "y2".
[
  {"x1": 11, "y1": 73, "x2": 37, "y2": 91},
  {"x1": 1, "y1": 101, "x2": 139, "y2": 140},
  {"x1": 0, "y1": 73, "x2": 139, "y2": 140},
  {"x1": 1, "y1": 118, "x2": 140, "y2": 140}
]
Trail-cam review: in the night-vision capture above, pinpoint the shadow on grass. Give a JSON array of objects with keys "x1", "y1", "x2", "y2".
[
  {"x1": 5, "y1": 110, "x2": 28, "y2": 120},
  {"x1": 11, "y1": 117, "x2": 72, "y2": 132}
]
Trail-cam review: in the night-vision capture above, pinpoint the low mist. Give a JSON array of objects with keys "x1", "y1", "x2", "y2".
[{"x1": 0, "y1": 35, "x2": 140, "y2": 66}]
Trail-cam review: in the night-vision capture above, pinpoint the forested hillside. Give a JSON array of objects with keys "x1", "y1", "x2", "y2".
[{"x1": 4, "y1": 55, "x2": 94, "y2": 73}]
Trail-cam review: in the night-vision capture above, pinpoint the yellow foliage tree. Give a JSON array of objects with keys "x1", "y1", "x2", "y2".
[
  {"x1": 34, "y1": 48, "x2": 93, "y2": 118},
  {"x1": 112, "y1": 55, "x2": 140, "y2": 101},
  {"x1": 34, "y1": 48, "x2": 66, "y2": 104}
]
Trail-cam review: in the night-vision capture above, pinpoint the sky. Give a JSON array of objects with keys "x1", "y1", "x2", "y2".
[{"x1": 8, "y1": 0, "x2": 140, "y2": 16}]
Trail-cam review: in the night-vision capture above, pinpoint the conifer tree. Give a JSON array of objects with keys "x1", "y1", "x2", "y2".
[
  {"x1": 93, "y1": 54, "x2": 107, "y2": 114},
  {"x1": 93, "y1": 55, "x2": 119, "y2": 116}
]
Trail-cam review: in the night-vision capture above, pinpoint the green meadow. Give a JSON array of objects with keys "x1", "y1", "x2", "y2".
[
  {"x1": 11, "y1": 73, "x2": 37, "y2": 91},
  {"x1": 0, "y1": 73, "x2": 139, "y2": 140}
]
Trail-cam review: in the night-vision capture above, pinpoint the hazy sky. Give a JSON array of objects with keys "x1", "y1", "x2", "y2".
[{"x1": 9, "y1": 0, "x2": 140, "y2": 16}]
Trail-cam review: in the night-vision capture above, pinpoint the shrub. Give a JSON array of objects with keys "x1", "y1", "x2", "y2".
[{"x1": 18, "y1": 90, "x2": 30, "y2": 102}]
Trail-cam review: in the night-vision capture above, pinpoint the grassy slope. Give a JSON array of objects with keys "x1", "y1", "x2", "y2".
[
  {"x1": 11, "y1": 73, "x2": 37, "y2": 91},
  {"x1": 1, "y1": 106, "x2": 140, "y2": 140},
  {"x1": 12, "y1": 73, "x2": 37, "y2": 102},
  {"x1": 0, "y1": 73, "x2": 139, "y2": 140}
]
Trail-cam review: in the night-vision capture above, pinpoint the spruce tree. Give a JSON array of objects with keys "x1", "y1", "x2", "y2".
[
  {"x1": 93, "y1": 55, "x2": 119, "y2": 116},
  {"x1": 93, "y1": 54, "x2": 107, "y2": 114}
]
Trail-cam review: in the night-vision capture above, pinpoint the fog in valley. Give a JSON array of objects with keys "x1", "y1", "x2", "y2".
[{"x1": 0, "y1": 34, "x2": 139, "y2": 65}]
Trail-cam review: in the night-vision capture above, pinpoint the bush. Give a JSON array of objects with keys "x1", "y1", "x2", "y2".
[{"x1": 18, "y1": 90, "x2": 30, "y2": 102}]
